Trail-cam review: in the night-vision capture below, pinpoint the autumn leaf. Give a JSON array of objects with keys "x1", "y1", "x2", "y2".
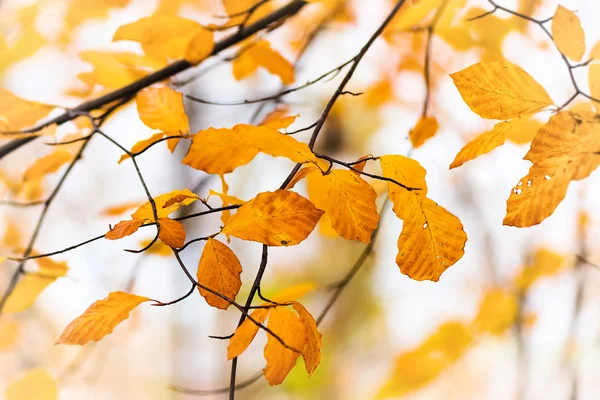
[
  {"x1": 207, "y1": 189, "x2": 246, "y2": 206},
  {"x1": 157, "y1": 218, "x2": 186, "y2": 248},
  {"x1": 131, "y1": 188, "x2": 199, "y2": 222},
  {"x1": 136, "y1": 86, "x2": 189, "y2": 134},
  {"x1": 238, "y1": 124, "x2": 317, "y2": 164},
  {"x1": 292, "y1": 302, "x2": 322, "y2": 376},
  {"x1": 233, "y1": 40, "x2": 295, "y2": 84},
  {"x1": 263, "y1": 307, "x2": 308, "y2": 385},
  {"x1": 113, "y1": 16, "x2": 211, "y2": 60},
  {"x1": 380, "y1": 155, "x2": 467, "y2": 281},
  {"x1": 118, "y1": 132, "x2": 185, "y2": 163},
  {"x1": 6, "y1": 369, "x2": 57, "y2": 400},
  {"x1": 378, "y1": 322, "x2": 472, "y2": 398},
  {"x1": 307, "y1": 169, "x2": 340, "y2": 238},
  {"x1": 260, "y1": 111, "x2": 298, "y2": 130},
  {"x1": 409, "y1": 116, "x2": 439, "y2": 148},
  {"x1": 57, "y1": 291, "x2": 150, "y2": 345},
  {"x1": 139, "y1": 239, "x2": 172, "y2": 256},
  {"x1": 185, "y1": 28, "x2": 215, "y2": 65},
  {"x1": 0, "y1": 320, "x2": 19, "y2": 349},
  {"x1": 100, "y1": 201, "x2": 143, "y2": 216},
  {"x1": 450, "y1": 118, "x2": 541, "y2": 168},
  {"x1": 504, "y1": 111, "x2": 600, "y2": 227},
  {"x1": 23, "y1": 150, "x2": 73, "y2": 182},
  {"x1": 551, "y1": 5, "x2": 585, "y2": 62},
  {"x1": 196, "y1": 238, "x2": 243, "y2": 309},
  {"x1": 590, "y1": 64, "x2": 600, "y2": 113},
  {"x1": 105, "y1": 218, "x2": 146, "y2": 240},
  {"x1": 473, "y1": 289, "x2": 518, "y2": 335},
  {"x1": 451, "y1": 61, "x2": 553, "y2": 119},
  {"x1": 222, "y1": 190, "x2": 324, "y2": 246},
  {"x1": 307, "y1": 170, "x2": 379, "y2": 243},
  {"x1": 385, "y1": 0, "x2": 443, "y2": 33},
  {"x1": 222, "y1": 0, "x2": 274, "y2": 27},
  {"x1": 515, "y1": 248, "x2": 565, "y2": 291},
  {"x1": 284, "y1": 165, "x2": 319, "y2": 190},
  {"x1": 0, "y1": 89, "x2": 53, "y2": 132}
]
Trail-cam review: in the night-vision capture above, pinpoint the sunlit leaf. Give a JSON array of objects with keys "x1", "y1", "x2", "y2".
[
  {"x1": 185, "y1": 28, "x2": 215, "y2": 65},
  {"x1": 451, "y1": 61, "x2": 553, "y2": 119},
  {"x1": 105, "y1": 218, "x2": 146, "y2": 240},
  {"x1": 196, "y1": 238, "x2": 243, "y2": 309},
  {"x1": 589, "y1": 64, "x2": 600, "y2": 113},
  {"x1": 132, "y1": 188, "x2": 199, "y2": 222},
  {"x1": 57, "y1": 291, "x2": 150, "y2": 345},
  {"x1": 233, "y1": 40, "x2": 295, "y2": 84},
  {"x1": 0, "y1": 89, "x2": 53, "y2": 132},
  {"x1": 100, "y1": 201, "x2": 143, "y2": 217},
  {"x1": 157, "y1": 218, "x2": 186, "y2": 248},
  {"x1": 551, "y1": 5, "x2": 585, "y2": 62},
  {"x1": 409, "y1": 116, "x2": 439, "y2": 148},
  {"x1": 380, "y1": 155, "x2": 467, "y2": 281},
  {"x1": 228, "y1": 308, "x2": 270, "y2": 359},
  {"x1": 136, "y1": 86, "x2": 189, "y2": 134},
  {"x1": 222, "y1": 190, "x2": 324, "y2": 246},
  {"x1": 292, "y1": 302, "x2": 322, "y2": 376}
]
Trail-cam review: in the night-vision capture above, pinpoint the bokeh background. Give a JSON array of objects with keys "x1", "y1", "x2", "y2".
[{"x1": 1, "y1": 0, "x2": 600, "y2": 399}]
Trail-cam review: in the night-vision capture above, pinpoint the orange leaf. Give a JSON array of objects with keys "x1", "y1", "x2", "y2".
[
  {"x1": 158, "y1": 218, "x2": 186, "y2": 248},
  {"x1": 352, "y1": 154, "x2": 373, "y2": 175},
  {"x1": 56, "y1": 291, "x2": 150, "y2": 345},
  {"x1": 233, "y1": 40, "x2": 295, "y2": 84},
  {"x1": 283, "y1": 165, "x2": 319, "y2": 190},
  {"x1": 263, "y1": 307, "x2": 307, "y2": 385},
  {"x1": 380, "y1": 155, "x2": 467, "y2": 281},
  {"x1": 105, "y1": 218, "x2": 146, "y2": 240},
  {"x1": 136, "y1": 86, "x2": 189, "y2": 133},
  {"x1": 292, "y1": 302, "x2": 322, "y2": 376},
  {"x1": 307, "y1": 170, "x2": 379, "y2": 243},
  {"x1": 221, "y1": 190, "x2": 324, "y2": 246},
  {"x1": 23, "y1": 150, "x2": 73, "y2": 182},
  {"x1": 409, "y1": 116, "x2": 439, "y2": 148},
  {"x1": 196, "y1": 238, "x2": 242, "y2": 309},
  {"x1": 0, "y1": 89, "x2": 53, "y2": 132},
  {"x1": 589, "y1": 64, "x2": 600, "y2": 113},
  {"x1": 100, "y1": 201, "x2": 142, "y2": 216},
  {"x1": 551, "y1": 5, "x2": 585, "y2": 62},
  {"x1": 227, "y1": 308, "x2": 270, "y2": 359},
  {"x1": 473, "y1": 289, "x2": 518, "y2": 335},
  {"x1": 132, "y1": 188, "x2": 199, "y2": 222},
  {"x1": 185, "y1": 28, "x2": 215, "y2": 65}
]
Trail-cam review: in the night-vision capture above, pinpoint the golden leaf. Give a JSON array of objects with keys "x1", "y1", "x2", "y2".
[
  {"x1": 157, "y1": 218, "x2": 186, "y2": 248},
  {"x1": 307, "y1": 170, "x2": 379, "y2": 243},
  {"x1": 385, "y1": 0, "x2": 443, "y2": 33},
  {"x1": 207, "y1": 189, "x2": 246, "y2": 206},
  {"x1": 56, "y1": 291, "x2": 150, "y2": 345},
  {"x1": 185, "y1": 28, "x2": 215, "y2": 65},
  {"x1": 100, "y1": 201, "x2": 142, "y2": 216},
  {"x1": 307, "y1": 169, "x2": 339, "y2": 238},
  {"x1": 260, "y1": 111, "x2": 298, "y2": 130},
  {"x1": 132, "y1": 188, "x2": 199, "y2": 222},
  {"x1": 105, "y1": 218, "x2": 146, "y2": 240},
  {"x1": 380, "y1": 155, "x2": 467, "y2": 281},
  {"x1": 238, "y1": 124, "x2": 317, "y2": 164},
  {"x1": 6, "y1": 369, "x2": 57, "y2": 400},
  {"x1": 551, "y1": 5, "x2": 585, "y2": 62},
  {"x1": 515, "y1": 248, "x2": 565, "y2": 290},
  {"x1": 450, "y1": 118, "x2": 540, "y2": 168},
  {"x1": 196, "y1": 238, "x2": 243, "y2": 309},
  {"x1": 222, "y1": 0, "x2": 273, "y2": 27},
  {"x1": 113, "y1": 16, "x2": 207, "y2": 60},
  {"x1": 263, "y1": 307, "x2": 308, "y2": 385},
  {"x1": 233, "y1": 40, "x2": 295, "y2": 84},
  {"x1": 139, "y1": 239, "x2": 172, "y2": 256},
  {"x1": 504, "y1": 111, "x2": 600, "y2": 227},
  {"x1": 222, "y1": 190, "x2": 324, "y2": 246},
  {"x1": 292, "y1": 302, "x2": 322, "y2": 376},
  {"x1": 136, "y1": 86, "x2": 189, "y2": 134},
  {"x1": 227, "y1": 308, "x2": 270, "y2": 359},
  {"x1": 0, "y1": 89, "x2": 53, "y2": 132},
  {"x1": 589, "y1": 64, "x2": 600, "y2": 113},
  {"x1": 22, "y1": 150, "x2": 73, "y2": 182},
  {"x1": 473, "y1": 289, "x2": 518, "y2": 335},
  {"x1": 451, "y1": 61, "x2": 553, "y2": 119},
  {"x1": 378, "y1": 322, "x2": 472, "y2": 398},
  {"x1": 284, "y1": 165, "x2": 319, "y2": 190},
  {"x1": 118, "y1": 132, "x2": 180, "y2": 163},
  {"x1": 409, "y1": 116, "x2": 439, "y2": 148}
]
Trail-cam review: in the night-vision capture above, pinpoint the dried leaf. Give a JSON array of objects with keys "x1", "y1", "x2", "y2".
[
  {"x1": 157, "y1": 218, "x2": 186, "y2": 248},
  {"x1": 207, "y1": 189, "x2": 246, "y2": 206},
  {"x1": 222, "y1": 190, "x2": 324, "y2": 246},
  {"x1": 551, "y1": 5, "x2": 585, "y2": 62},
  {"x1": 590, "y1": 64, "x2": 600, "y2": 113},
  {"x1": 227, "y1": 308, "x2": 270, "y2": 359},
  {"x1": 56, "y1": 291, "x2": 150, "y2": 345},
  {"x1": 292, "y1": 302, "x2": 322, "y2": 376},
  {"x1": 197, "y1": 238, "x2": 243, "y2": 309},
  {"x1": 380, "y1": 155, "x2": 467, "y2": 281},
  {"x1": 451, "y1": 61, "x2": 553, "y2": 119},
  {"x1": 132, "y1": 188, "x2": 199, "y2": 222},
  {"x1": 105, "y1": 218, "x2": 146, "y2": 240}
]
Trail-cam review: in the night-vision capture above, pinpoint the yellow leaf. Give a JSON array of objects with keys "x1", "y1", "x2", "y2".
[
  {"x1": 136, "y1": 86, "x2": 189, "y2": 133},
  {"x1": 263, "y1": 307, "x2": 307, "y2": 385},
  {"x1": 284, "y1": 166, "x2": 320, "y2": 190},
  {"x1": 196, "y1": 238, "x2": 243, "y2": 309},
  {"x1": 260, "y1": 110, "x2": 298, "y2": 130},
  {"x1": 139, "y1": 239, "x2": 172, "y2": 256},
  {"x1": 131, "y1": 188, "x2": 199, "y2": 222},
  {"x1": 307, "y1": 170, "x2": 340, "y2": 238},
  {"x1": 113, "y1": 16, "x2": 207, "y2": 60},
  {"x1": 118, "y1": 132, "x2": 179, "y2": 163},
  {"x1": 515, "y1": 248, "x2": 564, "y2": 291},
  {"x1": 271, "y1": 282, "x2": 317, "y2": 303},
  {"x1": 207, "y1": 189, "x2": 246, "y2": 206},
  {"x1": 227, "y1": 308, "x2": 270, "y2": 359},
  {"x1": 307, "y1": 170, "x2": 379, "y2": 243},
  {"x1": 385, "y1": 0, "x2": 443, "y2": 33},
  {"x1": 238, "y1": 124, "x2": 317, "y2": 164},
  {"x1": 504, "y1": 111, "x2": 600, "y2": 227},
  {"x1": 292, "y1": 302, "x2": 322, "y2": 376},
  {"x1": 6, "y1": 369, "x2": 57, "y2": 400},
  {"x1": 222, "y1": 190, "x2": 324, "y2": 246},
  {"x1": 185, "y1": 28, "x2": 215, "y2": 65},
  {"x1": 473, "y1": 289, "x2": 518, "y2": 335},
  {"x1": 157, "y1": 218, "x2": 186, "y2": 248},
  {"x1": 409, "y1": 116, "x2": 439, "y2": 148},
  {"x1": 105, "y1": 218, "x2": 146, "y2": 240},
  {"x1": 22, "y1": 150, "x2": 72, "y2": 182},
  {"x1": 222, "y1": 0, "x2": 273, "y2": 27},
  {"x1": 0, "y1": 89, "x2": 53, "y2": 132},
  {"x1": 450, "y1": 118, "x2": 540, "y2": 168},
  {"x1": 589, "y1": 64, "x2": 600, "y2": 113},
  {"x1": 507, "y1": 119, "x2": 543, "y2": 144},
  {"x1": 56, "y1": 291, "x2": 150, "y2": 345},
  {"x1": 0, "y1": 320, "x2": 19, "y2": 349},
  {"x1": 364, "y1": 79, "x2": 394, "y2": 108},
  {"x1": 551, "y1": 5, "x2": 585, "y2": 62},
  {"x1": 4, "y1": 259, "x2": 68, "y2": 313},
  {"x1": 378, "y1": 322, "x2": 472, "y2": 398},
  {"x1": 451, "y1": 61, "x2": 553, "y2": 119},
  {"x1": 233, "y1": 40, "x2": 295, "y2": 84},
  {"x1": 100, "y1": 201, "x2": 142, "y2": 216},
  {"x1": 380, "y1": 155, "x2": 467, "y2": 281}
]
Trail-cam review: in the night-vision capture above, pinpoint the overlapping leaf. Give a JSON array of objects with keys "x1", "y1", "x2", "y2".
[{"x1": 233, "y1": 40, "x2": 295, "y2": 84}]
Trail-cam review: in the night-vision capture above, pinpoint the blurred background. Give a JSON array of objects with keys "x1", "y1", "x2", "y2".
[{"x1": 1, "y1": 0, "x2": 600, "y2": 399}]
